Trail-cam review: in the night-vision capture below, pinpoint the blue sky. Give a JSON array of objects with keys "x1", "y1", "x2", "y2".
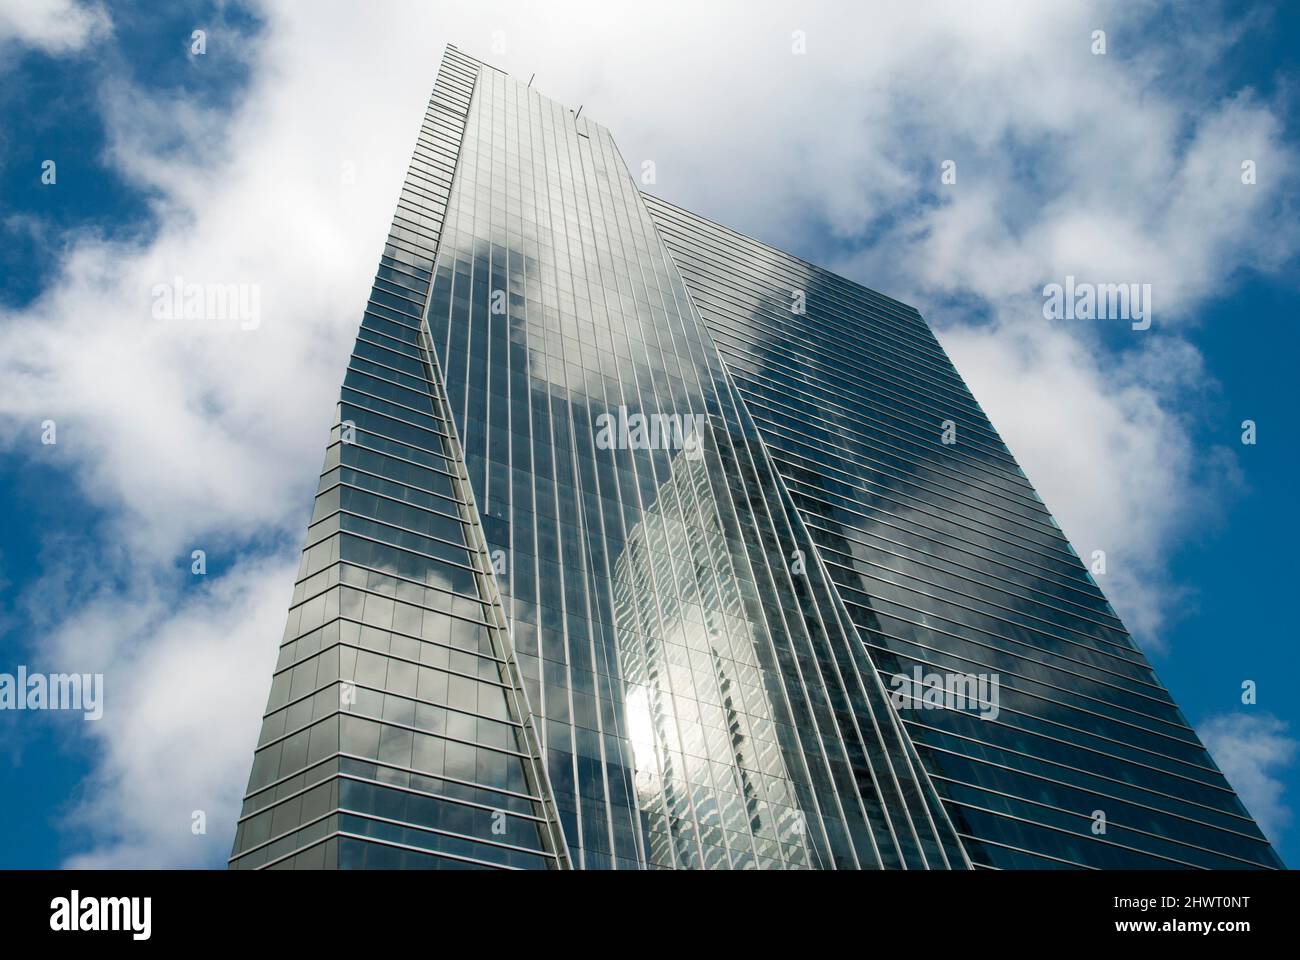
[{"x1": 0, "y1": 0, "x2": 1296, "y2": 869}]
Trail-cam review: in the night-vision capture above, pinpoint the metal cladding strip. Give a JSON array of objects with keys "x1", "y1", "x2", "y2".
[{"x1": 414, "y1": 322, "x2": 575, "y2": 868}]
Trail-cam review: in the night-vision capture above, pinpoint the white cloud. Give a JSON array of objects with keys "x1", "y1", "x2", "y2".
[
  {"x1": 934, "y1": 319, "x2": 1224, "y2": 646},
  {"x1": 49, "y1": 556, "x2": 294, "y2": 869},
  {"x1": 0, "y1": 0, "x2": 110, "y2": 55},
  {"x1": 0, "y1": 0, "x2": 1293, "y2": 866},
  {"x1": 1199, "y1": 712, "x2": 1297, "y2": 848}
]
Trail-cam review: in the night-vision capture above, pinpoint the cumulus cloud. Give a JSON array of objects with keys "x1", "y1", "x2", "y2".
[
  {"x1": 1199, "y1": 713, "x2": 1297, "y2": 847},
  {"x1": 935, "y1": 321, "x2": 1222, "y2": 646},
  {"x1": 48, "y1": 556, "x2": 294, "y2": 869},
  {"x1": 0, "y1": 0, "x2": 110, "y2": 55},
  {"x1": 0, "y1": 0, "x2": 1293, "y2": 866}
]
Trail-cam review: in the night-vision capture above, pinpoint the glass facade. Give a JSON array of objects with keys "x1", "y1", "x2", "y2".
[
  {"x1": 644, "y1": 196, "x2": 1284, "y2": 870},
  {"x1": 231, "y1": 45, "x2": 1282, "y2": 870}
]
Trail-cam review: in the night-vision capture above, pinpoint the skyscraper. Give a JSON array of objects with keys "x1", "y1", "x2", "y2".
[{"x1": 229, "y1": 45, "x2": 1282, "y2": 870}]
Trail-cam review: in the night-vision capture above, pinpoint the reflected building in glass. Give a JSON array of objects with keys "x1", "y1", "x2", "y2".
[{"x1": 230, "y1": 45, "x2": 1283, "y2": 870}]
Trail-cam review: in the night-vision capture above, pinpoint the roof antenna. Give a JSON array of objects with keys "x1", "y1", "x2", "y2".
[
  {"x1": 574, "y1": 105, "x2": 583, "y2": 120},
  {"x1": 527, "y1": 73, "x2": 535, "y2": 88}
]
